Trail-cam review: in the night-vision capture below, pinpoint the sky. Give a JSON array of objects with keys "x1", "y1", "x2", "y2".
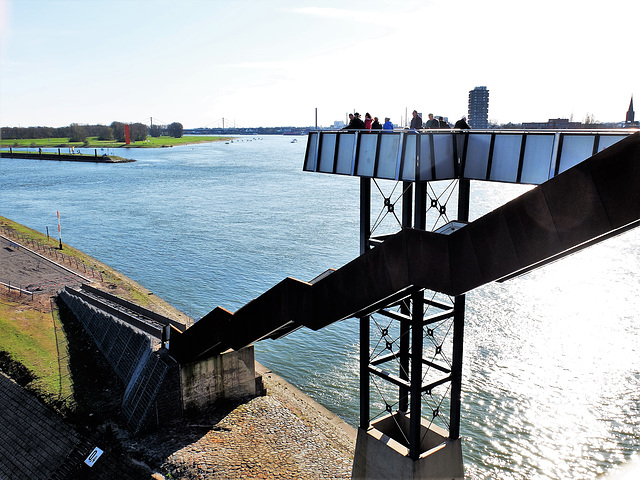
[{"x1": 0, "y1": 0, "x2": 638, "y2": 129}]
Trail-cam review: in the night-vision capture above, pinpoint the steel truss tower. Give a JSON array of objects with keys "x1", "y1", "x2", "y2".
[{"x1": 352, "y1": 177, "x2": 470, "y2": 478}]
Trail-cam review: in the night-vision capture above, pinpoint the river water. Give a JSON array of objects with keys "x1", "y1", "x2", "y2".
[{"x1": 1, "y1": 135, "x2": 638, "y2": 478}]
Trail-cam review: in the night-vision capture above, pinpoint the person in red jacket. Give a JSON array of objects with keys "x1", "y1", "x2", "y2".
[{"x1": 364, "y1": 112, "x2": 373, "y2": 131}]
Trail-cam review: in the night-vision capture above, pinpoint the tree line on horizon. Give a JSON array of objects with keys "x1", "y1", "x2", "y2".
[{"x1": 1, "y1": 122, "x2": 184, "y2": 141}]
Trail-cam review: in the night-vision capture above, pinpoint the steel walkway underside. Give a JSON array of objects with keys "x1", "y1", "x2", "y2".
[{"x1": 170, "y1": 133, "x2": 640, "y2": 364}]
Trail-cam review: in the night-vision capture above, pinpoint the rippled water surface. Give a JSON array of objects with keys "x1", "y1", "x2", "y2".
[{"x1": 2, "y1": 136, "x2": 638, "y2": 478}]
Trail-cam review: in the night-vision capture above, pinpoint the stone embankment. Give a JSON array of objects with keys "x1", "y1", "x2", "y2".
[{"x1": 140, "y1": 364, "x2": 356, "y2": 479}]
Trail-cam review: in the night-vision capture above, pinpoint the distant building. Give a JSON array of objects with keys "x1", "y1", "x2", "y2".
[
  {"x1": 522, "y1": 118, "x2": 583, "y2": 129},
  {"x1": 468, "y1": 86, "x2": 489, "y2": 129},
  {"x1": 625, "y1": 95, "x2": 636, "y2": 125},
  {"x1": 334, "y1": 120, "x2": 346, "y2": 129}
]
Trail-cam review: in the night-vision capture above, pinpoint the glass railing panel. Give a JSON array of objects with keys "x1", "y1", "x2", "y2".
[
  {"x1": 557, "y1": 135, "x2": 594, "y2": 174},
  {"x1": 356, "y1": 133, "x2": 378, "y2": 177},
  {"x1": 597, "y1": 135, "x2": 626, "y2": 152},
  {"x1": 336, "y1": 133, "x2": 356, "y2": 174},
  {"x1": 377, "y1": 133, "x2": 401, "y2": 180},
  {"x1": 401, "y1": 133, "x2": 416, "y2": 181},
  {"x1": 464, "y1": 134, "x2": 491, "y2": 179},
  {"x1": 419, "y1": 135, "x2": 433, "y2": 181},
  {"x1": 318, "y1": 133, "x2": 337, "y2": 173},
  {"x1": 489, "y1": 134, "x2": 522, "y2": 182},
  {"x1": 433, "y1": 133, "x2": 456, "y2": 179},
  {"x1": 303, "y1": 132, "x2": 318, "y2": 171},
  {"x1": 520, "y1": 134, "x2": 554, "y2": 184}
]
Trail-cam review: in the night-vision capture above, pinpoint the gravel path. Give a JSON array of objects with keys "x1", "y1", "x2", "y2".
[{"x1": 0, "y1": 235, "x2": 86, "y2": 292}]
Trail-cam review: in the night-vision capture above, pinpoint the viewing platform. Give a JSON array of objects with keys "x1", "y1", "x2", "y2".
[{"x1": 304, "y1": 128, "x2": 636, "y2": 184}]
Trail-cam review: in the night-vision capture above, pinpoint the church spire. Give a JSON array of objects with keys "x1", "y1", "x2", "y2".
[{"x1": 626, "y1": 95, "x2": 635, "y2": 123}]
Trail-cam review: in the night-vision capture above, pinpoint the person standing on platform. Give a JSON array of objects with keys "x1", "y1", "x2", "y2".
[
  {"x1": 342, "y1": 113, "x2": 354, "y2": 130},
  {"x1": 454, "y1": 116, "x2": 470, "y2": 129},
  {"x1": 409, "y1": 110, "x2": 423, "y2": 130},
  {"x1": 383, "y1": 117, "x2": 394, "y2": 130},
  {"x1": 351, "y1": 112, "x2": 366, "y2": 129},
  {"x1": 371, "y1": 117, "x2": 382, "y2": 130},
  {"x1": 364, "y1": 113, "x2": 373, "y2": 131},
  {"x1": 426, "y1": 113, "x2": 439, "y2": 128},
  {"x1": 438, "y1": 116, "x2": 450, "y2": 128}
]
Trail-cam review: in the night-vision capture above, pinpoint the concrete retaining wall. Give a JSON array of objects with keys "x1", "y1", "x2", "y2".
[
  {"x1": 59, "y1": 290, "x2": 182, "y2": 433},
  {"x1": 59, "y1": 288, "x2": 262, "y2": 434},
  {"x1": 181, "y1": 347, "x2": 257, "y2": 412}
]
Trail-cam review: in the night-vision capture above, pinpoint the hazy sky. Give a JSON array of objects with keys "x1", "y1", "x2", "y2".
[{"x1": 1, "y1": 0, "x2": 638, "y2": 129}]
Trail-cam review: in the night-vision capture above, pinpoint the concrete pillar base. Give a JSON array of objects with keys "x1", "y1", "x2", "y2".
[
  {"x1": 351, "y1": 412, "x2": 464, "y2": 480},
  {"x1": 180, "y1": 346, "x2": 258, "y2": 412}
]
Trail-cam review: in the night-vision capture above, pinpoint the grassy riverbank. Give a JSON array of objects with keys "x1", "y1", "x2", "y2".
[
  {"x1": 0, "y1": 215, "x2": 191, "y2": 413},
  {"x1": 1, "y1": 135, "x2": 230, "y2": 149}
]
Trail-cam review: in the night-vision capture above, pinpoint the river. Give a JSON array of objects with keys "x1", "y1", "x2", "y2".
[{"x1": 1, "y1": 135, "x2": 638, "y2": 478}]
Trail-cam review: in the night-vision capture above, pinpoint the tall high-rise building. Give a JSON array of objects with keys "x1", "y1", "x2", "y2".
[{"x1": 468, "y1": 86, "x2": 489, "y2": 129}]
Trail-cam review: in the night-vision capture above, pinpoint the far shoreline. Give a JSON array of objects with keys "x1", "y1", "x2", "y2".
[
  {"x1": 0, "y1": 135, "x2": 237, "y2": 163},
  {"x1": 0, "y1": 134, "x2": 234, "y2": 150}
]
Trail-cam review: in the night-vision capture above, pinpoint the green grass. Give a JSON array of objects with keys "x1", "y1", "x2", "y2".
[
  {"x1": 1, "y1": 135, "x2": 230, "y2": 149},
  {"x1": 0, "y1": 299, "x2": 72, "y2": 402}
]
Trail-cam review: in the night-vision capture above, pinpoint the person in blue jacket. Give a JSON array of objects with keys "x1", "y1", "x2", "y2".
[{"x1": 383, "y1": 117, "x2": 394, "y2": 130}]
